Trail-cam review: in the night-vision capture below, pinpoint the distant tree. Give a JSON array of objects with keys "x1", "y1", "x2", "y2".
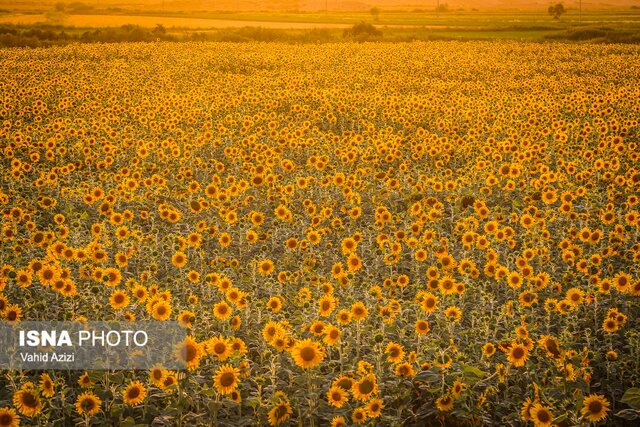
[
  {"x1": 436, "y1": 2, "x2": 449, "y2": 13},
  {"x1": 343, "y1": 22, "x2": 382, "y2": 41},
  {"x1": 55, "y1": 2, "x2": 66, "y2": 12},
  {"x1": 370, "y1": 7, "x2": 380, "y2": 21},
  {"x1": 153, "y1": 24, "x2": 166, "y2": 35},
  {"x1": 548, "y1": 3, "x2": 566, "y2": 19}
]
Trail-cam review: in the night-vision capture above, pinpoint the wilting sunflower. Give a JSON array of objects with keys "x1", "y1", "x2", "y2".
[
  {"x1": 267, "y1": 400, "x2": 292, "y2": 426},
  {"x1": 529, "y1": 403, "x2": 553, "y2": 427},
  {"x1": 213, "y1": 364, "x2": 241, "y2": 394},
  {"x1": 13, "y1": 385, "x2": 42, "y2": 417},
  {"x1": 508, "y1": 343, "x2": 529, "y2": 367},
  {"x1": 174, "y1": 336, "x2": 204, "y2": 370},
  {"x1": 290, "y1": 339, "x2": 325, "y2": 369},
  {"x1": 352, "y1": 374, "x2": 378, "y2": 401},
  {"x1": 538, "y1": 335, "x2": 562, "y2": 358},
  {"x1": 0, "y1": 407, "x2": 20, "y2": 427},
  {"x1": 122, "y1": 381, "x2": 147, "y2": 406},
  {"x1": 581, "y1": 394, "x2": 610, "y2": 423},
  {"x1": 327, "y1": 386, "x2": 349, "y2": 408},
  {"x1": 75, "y1": 392, "x2": 102, "y2": 416}
]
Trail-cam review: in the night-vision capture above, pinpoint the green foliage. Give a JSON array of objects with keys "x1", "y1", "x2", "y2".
[
  {"x1": 548, "y1": 3, "x2": 566, "y2": 20},
  {"x1": 343, "y1": 21, "x2": 382, "y2": 42}
]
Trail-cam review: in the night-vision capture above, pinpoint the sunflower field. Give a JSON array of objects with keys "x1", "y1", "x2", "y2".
[{"x1": 1, "y1": 41, "x2": 640, "y2": 426}]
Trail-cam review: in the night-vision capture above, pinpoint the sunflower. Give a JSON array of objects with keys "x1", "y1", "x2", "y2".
[
  {"x1": 160, "y1": 374, "x2": 177, "y2": 391},
  {"x1": 530, "y1": 403, "x2": 553, "y2": 427},
  {"x1": 0, "y1": 407, "x2": 20, "y2": 427},
  {"x1": 507, "y1": 271, "x2": 523, "y2": 289},
  {"x1": 122, "y1": 381, "x2": 147, "y2": 406},
  {"x1": 451, "y1": 379, "x2": 466, "y2": 399},
  {"x1": 13, "y1": 386, "x2": 42, "y2": 417},
  {"x1": 394, "y1": 362, "x2": 415, "y2": 378},
  {"x1": 327, "y1": 386, "x2": 349, "y2": 408},
  {"x1": 415, "y1": 319, "x2": 430, "y2": 335},
  {"x1": 482, "y1": 342, "x2": 496, "y2": 358},
  {"x1": 330, "y1": 416, "x2": 346, "y2": 427},
  {"x1": 508, "y1": 343, "x2": 529, "y2": 367},
  {"x1": 333, "y1": 375, "x2": 354, "y2": 392},
  {"x1": 39, "y1": 373, "x2": 55, "y2": 398},
  {"x1": 318, "y1": 294, "x2": 336, "y2": 317},
  {"x1": 78, "y1": 372, "x2": 93, "y2": 388},
  {"x1": 267, "y1": 401, "x2": 292, "y2": 426},
  {"x1": 444, "y1": 305, "x2": 462, "y2": 323},
  {"x1": 520, "y1": 397, "x2": 535, "y2": 422},
  {"x1": 581, "y1": 394, "x2": 610, "y2": 423},
  {"x1": 109, "y1": 290, "x2": 130, "y2": 310},
  {"x1": 213, "y1": 364, "x2": 240, "y2": 394},
  {"x1": 151, "y1": 300, "x2": 172, "y2": 321},
  {"x1": 207, "y1": 336, "x2": 232, "y2": 362},
  {"x1": 602, "y1": 317, "x2": 618, "y2": 333},
  {"x1": 257, "y1": 259, "x2": 274, "y2": 275},
  {"x1": 177, "y1": 310, "x2": 195, "y2": 328},
  {"x1": 436, "y1": 394, "x2": 454, "y2": 411},
  {"x1": 149, "y1": 366, "x2": 168, "y2": 387},
  {"x1": 565, "y1": 287, "x2": 584, "y2": 307},
  {"x1": 336, "y1": 309, "x2": 352, "y2": 325},
  {"x1": 352, "y1": 374, "x2": 378, "y2": 401},
  {"x1": 171, "y1": 251, "x2": 187, "y2": 268},
  {"x1": 4, "y1": 304, "x2": 22, "y2": 324},
  {"x1": 385, "y1": 342, "x2": 405, "y2": 363},
  {"x1": 420, "y1": 292, "x2": 438, "y2": 313},
  {"x1": 538, "y1": 335, "x2": 562, "y2": 358},
  {"x1": 175, "y1": 336, "x2": 204, "y2": 370},
  {"x1": 73, "y1": 391, "x2": 101, "y2": 417},
  {"x1": 323, "y1": 324, "x2": 341, "y2": 346},
  {"x1": 262, "y1": 321, "x2": 284, "y2": 343},
  {"x1": 346, "y1": 253, "x2": 363, "y2": 272},
  {"x1": 351, "y1": 302, "x2": 368, "y2": 320},
  {"x1": 366, "y1": 397, "x2": 384, "y2": 418},
  {"x1": 213, "y1": 301, "x2": 232, "y2": 320},
  {"x1": 267, "y1": 296, "x2": 282, "y2": 313},
  {"x1": 290, "y1": 339, "x2": 325, "y2": 369},
  {"x1": 345, "y1": 398, "x2": 366, "y2": 422}
]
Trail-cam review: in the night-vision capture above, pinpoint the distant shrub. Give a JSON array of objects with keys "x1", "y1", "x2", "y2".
[{"x1": 343, "y1": 22, "x2": 382, "y2": 42}]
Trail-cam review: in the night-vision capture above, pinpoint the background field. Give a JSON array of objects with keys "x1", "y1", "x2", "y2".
[{"x1": 1, "y1": 0, "x2": 640, "y2": 45}]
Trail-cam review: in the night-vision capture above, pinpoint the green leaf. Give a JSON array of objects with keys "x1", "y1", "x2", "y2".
[
  {"x1": 621, "y1": 388, "x2": 640, "y2": 409},
  {"x1": 552, "y1": 413, "x2": 568, "y2": 423},
  {"x1": 413, "y1": 369, "x2": 440, "y2": 383},
  {"x1": 615, "y1": 409, "x2": 640, "y2": 421},
  {"x1": 462, "y1": 364, "x2": 486, "y2": 380}
]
